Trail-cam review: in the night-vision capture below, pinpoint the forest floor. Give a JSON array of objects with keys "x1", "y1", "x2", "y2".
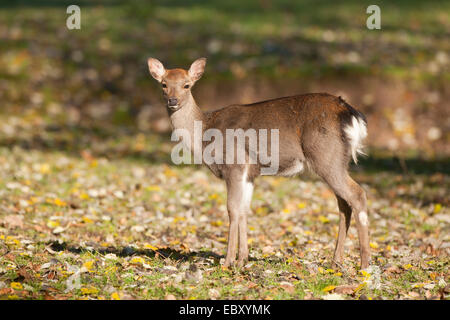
[{"x1": 0, "y1": 122, "x2": 448, "y2": 300}]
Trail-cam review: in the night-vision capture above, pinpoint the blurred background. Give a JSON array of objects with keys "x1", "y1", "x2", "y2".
[{"x1": 0, "y1": 0, "x2": 449, "y2": 171}]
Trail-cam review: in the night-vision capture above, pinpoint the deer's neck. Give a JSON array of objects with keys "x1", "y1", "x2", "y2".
[{"x1": 169, "y1": 94, "x2": 205, "y2": 152}]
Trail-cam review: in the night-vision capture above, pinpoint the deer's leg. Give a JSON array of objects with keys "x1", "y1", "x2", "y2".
[
  {"x1": 330, "y1": 176, "x2": 369, "y2": 269},
  {"x1": 311, "y1": 159, "x2": 370, "y2": 268},
  {"x1": 332, "y1": 195, "x2": 352, "y2": 268},
  {"x1": 237, "y1": 178, "x2": 253, "y2": 267},
  {"x1": 237, "y1": 211, "x2": 248, "y2": 267},
  {"x1": 223, "y1": 168, "x2": 253, "y2": 268},
  {"x1": 347, "y1": 177, "x2": 370, "y2": 269},
  {"x1": 224, "y1": 202, "x2": 239, "y2": 267}
]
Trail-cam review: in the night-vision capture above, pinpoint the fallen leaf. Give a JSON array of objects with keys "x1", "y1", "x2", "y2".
[
  {"x1": 2, "y1": 215, "x2": 24, "y2": 229},
  {"x1": 280, "y1": 281, "x2": 295, "y2": 293},
  {"x1": 322, "y1": 285, "x2": 336, "y2": 292},
  {"x1": 334, "y1": 285, "x2": 358, "y2": 295}
]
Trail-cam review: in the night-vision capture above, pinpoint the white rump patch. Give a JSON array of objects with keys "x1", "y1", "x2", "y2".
[
  {"x1": 344, "y1": 116, "x2": 368, "y2": 163},
  {"x1": 359, "y1": 211, "x2": 368, "y2": 226}
]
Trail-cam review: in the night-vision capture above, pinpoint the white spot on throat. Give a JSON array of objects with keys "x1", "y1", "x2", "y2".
[{"x1": 359, "y1": 211, "x2": 368, "y2": 226}]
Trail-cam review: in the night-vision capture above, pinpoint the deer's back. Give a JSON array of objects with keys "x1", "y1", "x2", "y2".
[{"x1": 205, "y1": 93, "x2": 351, "y2": 137}]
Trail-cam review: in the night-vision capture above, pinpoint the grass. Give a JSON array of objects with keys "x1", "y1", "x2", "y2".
[
  {"x1": 0, "y1": 0, "x2": 448, "y2": 300},
  {"x1": 0, "y1": 133, "x2": 448, "y2": 299}
]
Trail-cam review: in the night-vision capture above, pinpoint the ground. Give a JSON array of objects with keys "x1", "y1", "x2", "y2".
[
  {"x1": 0, "y1": 0, "x2": 449, "y2": 300},
  {"x1": 0, "y1": 125, "x2": 448, "y2": 299}
]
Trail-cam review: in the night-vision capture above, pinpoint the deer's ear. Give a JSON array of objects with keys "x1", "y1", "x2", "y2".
[
  {"x1": 147, "y1": 58, "x2": 166, "y2": 82},
  {"x1": 188, "y1": 58, "x2": 207, "y2": 81}
]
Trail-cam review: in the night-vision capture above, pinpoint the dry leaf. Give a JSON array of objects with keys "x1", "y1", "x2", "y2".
[
  {"x1": 2, "y1": 215, "x2": 24, "y2": 229},
  {"x1": 334, "y1": 285, "x2": 358, "y2": 295}
]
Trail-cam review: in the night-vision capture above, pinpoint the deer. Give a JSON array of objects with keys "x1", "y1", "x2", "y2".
[{"x1": 147, "y1": 57, "x2": 370, "y2": 269}]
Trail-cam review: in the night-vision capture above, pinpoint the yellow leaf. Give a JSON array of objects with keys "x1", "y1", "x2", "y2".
[
  {"x1": 370, "y1": 242, "x2": 379, "y2": 249},
  {"x1": 111, "y1": 292, "x2": 120, "y2": 300},
  {"x1": 318, "y1": 215, "x2": 330, "y2": 223},
  {"x1": 318, "y1": 267, "x2": 325, "y2": 274},
  {"x1": 83, "y1": 260, "x2": 95, "y2": 272},
  {"x1": 211, "y1": 220, "x2": 223, "y2": 227},
  {"x1": 433, "y1": 203, "x2": 442, "y2": 214},
  {"x1": 130, "y1": 257, "x2": 144, "y2": 264},
  {"x1": 79, "y1": 193, "x2": 90, "y2": 200},
  {"x1": 40, "y1": 164, "x2": 50, "y2": 174},
  {"x1": 144, "y1": 244, "x2": 158, "y2": 251},
  {"x1": 354, "y1": 283, "x2": 366, "y2": 293},
  {"x1": 360, "y1": 270, "x2": 370, "y2": 278},
  {"x1": 10, "y1": 282, "x2": 23, "y2": 290},
  {"x1": 297, "y1": 202, "x2": 306, "y2": 209},
  {"x1": 403, "y1": 264, "x2": 413, "y2": 270},
  {"x1": 82, "y1": 216, "x2": 93, "y2": 224},
  {"x1": 53, "y1": 198, "x2": 67, "y2": 207},
  {"x1": 164, "y1": 168, "x2": 176, "y2": 177},
  {"x1": 89, "y1": 160, "x2": 98, "y2": 168},
  {"x1": 322, "y1": 285, "x2": 336, "y2": 292},
  {"x1": 146, "y1": 185, "x2": 161, "y2": 192},
  {"x1": 80, "y1": 287, "x2": 98, "y2": 295},
  {"x1": 172, "y1": 216, "x2": 185, "y2": 223},
  {"x1": 47, "y1": 220, "x2": 60, "y2": 229},
  {"x1": 209, "y1": 193, "x2": 218, "y2": 200}
]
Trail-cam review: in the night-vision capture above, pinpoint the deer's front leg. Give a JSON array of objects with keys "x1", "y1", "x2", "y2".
[
  {"x1": 224, "y1": 168, "x2": 253, "y2": 268},
  {"x1": 224, "y1": 207, "x2": 238, "y2": 267}
]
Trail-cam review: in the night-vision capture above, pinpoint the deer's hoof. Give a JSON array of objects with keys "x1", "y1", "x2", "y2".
[
  {"x1": 331, "y1": 260, "x2": 343, "y2": 270},
  {"x1": 223, "y1": 259, "x2": 234, "y2": 268},
  {"x1": 236, "y1": 257, "x2": 248, "y2": 268}
]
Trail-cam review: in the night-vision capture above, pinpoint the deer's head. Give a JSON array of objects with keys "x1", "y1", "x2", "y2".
[{"x1": 147, "y1": 57, "x2": 206, "y2": 112}]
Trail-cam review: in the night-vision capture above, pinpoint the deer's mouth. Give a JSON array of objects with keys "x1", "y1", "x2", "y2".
[{"x1": 167, "y1": 104, "x2": 180, "y2": 111}]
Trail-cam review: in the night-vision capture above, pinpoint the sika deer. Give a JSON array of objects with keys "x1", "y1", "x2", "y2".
[{"x1": 147, "y1": 57, "x2": 370, "y2": 269}]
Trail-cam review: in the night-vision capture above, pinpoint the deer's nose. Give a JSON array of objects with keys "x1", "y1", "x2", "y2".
[{"x1": 168, "y1": 98, "x2": 178, "y2": 106}]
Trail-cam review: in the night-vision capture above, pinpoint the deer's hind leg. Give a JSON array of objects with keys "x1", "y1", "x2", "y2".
[
  {"x1": 332, "y1": 195, "x2": 352, "y2": 268},
  {"x1": 304, "y1": 143, "x2": 370, "y2": 268},
  {"x1": 322, "y1": 171, "x2": 370, "y2": 269}
]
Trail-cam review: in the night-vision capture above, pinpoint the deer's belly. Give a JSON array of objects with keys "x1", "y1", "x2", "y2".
[{"x1": 278, "y1": 159, "x2": 304, "y2": 177}]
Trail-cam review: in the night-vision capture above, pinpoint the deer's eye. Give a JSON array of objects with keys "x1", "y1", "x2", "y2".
[
  {"x1": 184, "y1": 84, "x2": 190, "y2": 89},
  {"x1": 162, "y1": 83, "x2": 167, "y2": 88}
]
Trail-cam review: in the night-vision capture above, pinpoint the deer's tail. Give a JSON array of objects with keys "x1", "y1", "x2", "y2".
[{"x1": 338, "y1": 97, "x2": 368, "y2": 164}]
